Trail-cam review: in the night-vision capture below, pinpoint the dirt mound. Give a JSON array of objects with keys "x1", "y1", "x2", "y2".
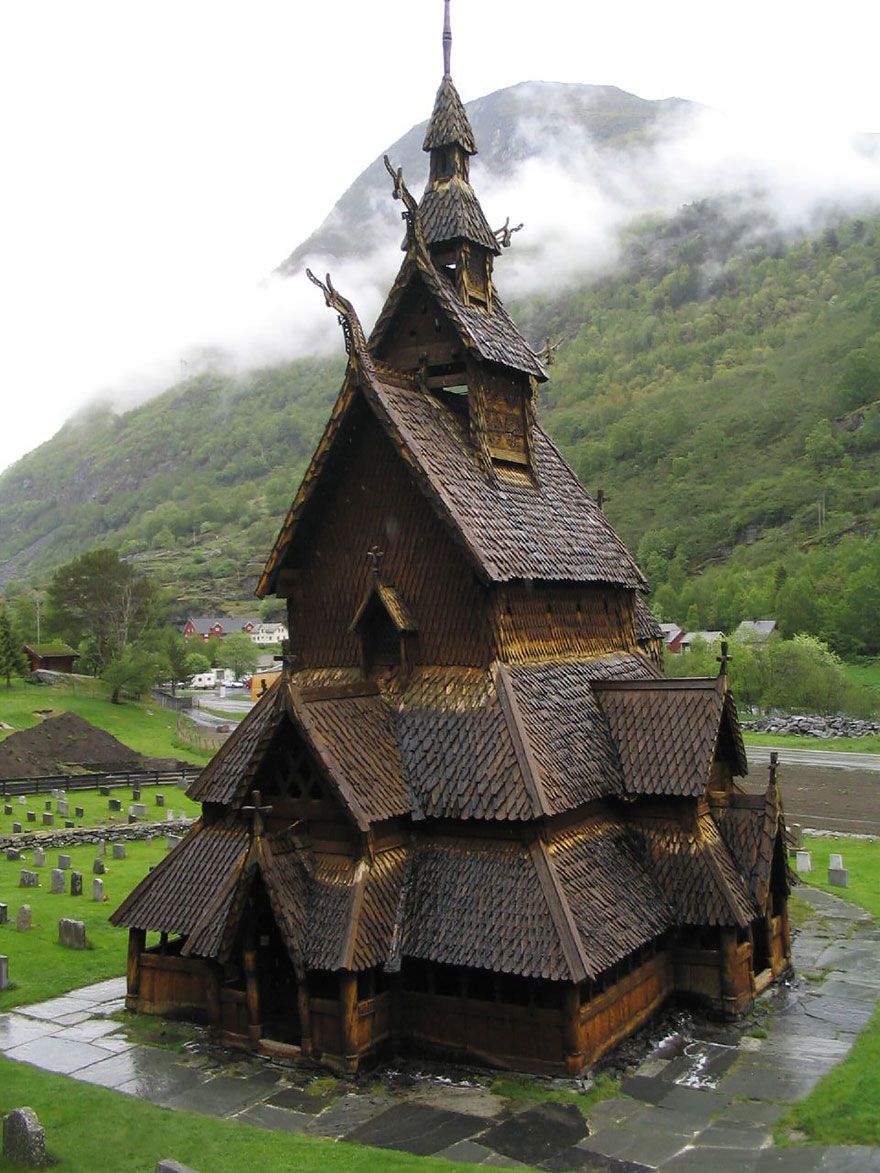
[{"x1": 0, "y1": 712, "x2": 175, "y2": 779}]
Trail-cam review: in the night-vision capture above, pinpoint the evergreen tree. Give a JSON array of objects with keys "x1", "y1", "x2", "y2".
[{"x1": 0, "y1": 606, "x2": 26, "y2": 687}]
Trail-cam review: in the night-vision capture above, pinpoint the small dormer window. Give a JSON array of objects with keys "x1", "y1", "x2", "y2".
[{"x1": 350, "y1": 579, "x2": 418, "y2": 676}]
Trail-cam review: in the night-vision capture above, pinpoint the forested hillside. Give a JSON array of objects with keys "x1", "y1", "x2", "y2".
[{"x1": 2, "y1": 204, "x2": 879, "y2": 650}]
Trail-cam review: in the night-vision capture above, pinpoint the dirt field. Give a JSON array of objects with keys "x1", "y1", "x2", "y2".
[
  {"x1": 0, "y1": 712, "x2": 177, "y2": 779},
  {"x1": 743, "y1": 764, "x2": 880, "y2": 836}
]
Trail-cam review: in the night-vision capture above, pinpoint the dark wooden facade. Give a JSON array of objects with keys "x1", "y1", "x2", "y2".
[{"x1": 113, "y1": 15, "x2": 791, "y2": 1076}]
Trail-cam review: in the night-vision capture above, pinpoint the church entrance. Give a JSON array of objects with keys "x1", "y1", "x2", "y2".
[{"x1": 252, "y1": 885, "x2": 301, "y2": 1044}]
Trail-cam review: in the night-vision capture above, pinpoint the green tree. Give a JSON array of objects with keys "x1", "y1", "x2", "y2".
[
  {"x1": 102, "y1": 646, "x2": 163, "y2": 705},
  {"x1": 219, "y1": 632, "x2": 259, "y2": 680},
  {"x1": 46, "y1": 548, "x2": 158, "y2": 672},
  {"x1": 0, "y1": 606, "x2": 27, "y2": 686},
  {"x1": 161, "y1": 630, "x2": 192, "y2": 694}
]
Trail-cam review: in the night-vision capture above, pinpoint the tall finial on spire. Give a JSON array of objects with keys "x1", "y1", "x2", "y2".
[{"x1": 443, "y1": 0, "x2": 452, "y2": 76}]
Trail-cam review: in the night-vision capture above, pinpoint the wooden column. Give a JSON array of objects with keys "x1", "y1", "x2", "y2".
[
  {"x1": 297, "y1": 976, "x2": 313, "y2": 1057},
  {"x1": 719, "y1": 928, "x2": 740, "y2": 1017},
  {"x1": 205, "y1": 963, "x2": 222, "y2": 1027},
  {"x1": 126, "y1": 928, "x2": 146, "y2": 1000},
  {"x1": 339, "y1": 971, "x2": 359, "y2": 1073},
  {"x1": 243, "y1": 934, "x2": 261, "y2": 1046},
  {"x1": 562, "y1": 983, "x2": 585, "y2": 1075},
  {"x1": 765, "y1": 914, "x2": 777, "y2": 977}
]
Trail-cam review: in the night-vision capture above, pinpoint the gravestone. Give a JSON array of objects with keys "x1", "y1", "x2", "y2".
[
  {"x1": 828, "y1": 853, "x2": 848, "y2": 887},
  {"x1": 58, "y1": 854, "x2": 71, "y2": 870},
  {"x1": 3, "y1": 804, "x2": 11, "y2": 816},
  {"x1": 12, "y1": 822, "x2": 22, "y2": 834},
  {"x1": 108, "y1": 799, "x2": 121, "y2": 812},
  {"x1": 52, "y1": 788, "x2": 65, "y2": 800},
  {"x1": 93, "y1": 858, "x2": 106, "y2": 875},
  {"x1": 112, "y1": 843, "x2": 126, "y2": 860},
  {"x1": 155, "y1": 1160, "x2": 198, "y2": 1173},
  {"x1": 98, "y1": 839, "x2": 106, "y2": 856},
  {"x1": 56, "y1": 800, "x2": 69, "y2": 817},
  {"x1": 155, "y1": 793, "x2": 165, "y2": 807},
  {"x1": 26, "y1": 811, "x2": 36, "y2": 822},
  {"x1": 64, "y1": 820, "x2": 74, "y2": 829},
  {"x1": 2, "y1": 1107, "x2": 46, "y2": 1168},
  {"x1": 92, "y1": 878, "x2": 104, "y2": 902},
  {"x1": 166, "y1": 836, "x2": 181, "y2": 851},
  {"x1": 6, "y1": 848, "x2": 21, "y2": 862},
  {"x1": 75, "y1": 806, "x2": 84, "y2": 819},
  {"x1": 16, "y1": 906, "x2": 31, "y2": 931},
  {"x1": 58, "y1": 918, "x2": 87, "y2": 949},
  {"x1": 127, "y1": 814, "x2": 137, "y2": 825},
  {"x1": 50, "y1": 870, "x2": 66, "y2": 895},
  {"x1": 789, "y1": 823, "x2": 803, "y2": 849},
  {"x1": 130, "y1": 803, "x2": 147, "y2": 818},
  {"x1": 795, "y1": 850, "x2": 812, "y2": 873},
  {"x1": 0, "y1": 904, "x2": 7, "y2": 924},
  {"x1": 70, "y1": 872, "x2": 83, "y2": 897},
  {"x1": 166, "y1": 810, "x2": 175, "y2": 822},
  {"x1": 132, "y1": 788, "x2": 141, "y2": 803},
  {"x1": 44, "y1": 800, "x2": 52, "y2": 812},
  {"x1": 99, "y1": 785, "x2": 110, "y2": 796},
  {"x1": 19, "y1": 871, "x2": 39, "y2": 889},
  {"x1": 33, "y1": 848, "x2": 45, "y2": 868},
  {"x1": 0, "y1": 956, "x2": 8, "y2": 991},
  {"x1": 41, "y1": 813, "x2": 53, "y2": 827},
  {"x1": 17, "y1": 795, "x2": 25, "y2": 805}
]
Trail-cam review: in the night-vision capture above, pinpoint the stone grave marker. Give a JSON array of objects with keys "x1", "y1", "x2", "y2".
[
  {"x1": 829, "y1": 852, "x2": 843, "y2": 869},
  {"x1": 26, "y1": 811, "x2": 36, "y2": 822},
  {"x1": 16, "y1": 905, "x2": 31, "y2": 931},
  {"x1": 132, "y1": 785, "x2": 141, "y2": 800},
  {"x1": 130, "y1": 803, "x2": 147, "y2": 818},
  {"x1": 127, "y1": 814, "x2": 137, "y2": 825},
  {"x1": 166, "y1": 810, "x2": 175, "y2": 822},
  {"x1": 155, "y1": 793, "x2": 165, "y2": 806},
  {"x1": 155, "y1": 1159, "x2": 198, "y2": 1173},
  {"x1": 64, "y1": 820, "x2": 74, "y2": 829},
  {"x1": 2, "y1": 1107, "x2": 46, "y2": 1168},
  {"x1": 19, "y1": 871, "x2": 39, "y2": 889},
  {"x1": 92, "y1": 878, "x2": 104, "y2": 902},
  {"x1": 112, "y1": 843, "x2": 126, "y2": 860},
  {"x1": 3, "y1": 803, "x2": 11, "y2": 816},
  {"x1": 6, "y1": 848, "x2": 21, "y2": 862},
  {"x1": 12, "y1": 822, "x2": 22, "y2": 835},
  {"x1": 33, "y1": 848, "x2": 45, "y2": 868},
  {"x1": 58, "y1": 918, "x2": 87, "y2": 949},
  {"x1": 99, "y1": 785, "x2": 110, "y2": 796},
  {"x1": 789, "y1": 823, "x2": 803, "y2": 849},
  {"x1": 0, "y1": 904, "x2": 7, "y2": 924},
  {"x1": 50, "y1": 870, "x2": 66, "y2": 895},
  {"x1": 41, "y1": 813, "x2": 53, "y2": 827},
  {"x1": 70, "y1": 872, "x2": 83, "y2": 897},
  {"x1": 44, "y1": 800, "x2": 52, "y2": 812},
  {"x1": 17, "y1": 795, "x2": 25, "y2": 805},
  {"x1": 795, "y1": 850, "x2": 812, "y2": 873},
  {"x1": 108, "y1": 798, "x2": 121, "y2": 812},
  {"x1": 52, "y1": 788, "x2": 65, "y2": 800},
  {"x1": 828, "y1": 853, "x2": 848, "y2": 887},
  {"x1": 98, "y1": 839, "x2": 106, "y2": 856},
  {"x1": 93, "y1": 858, "x2": 106, "y2": 874},
  {"x1": 58, "y1": 854, "x2": 71, "y2": 870},
  {"x1": 75, "y1": 806, "x2": 84, "y2": 819},
  {"x1": 0, "y1": 956, "x2": 8, "y2": 991},
  {"x1": 56, "y1": 800, "x2": 69, "y2": 817}
]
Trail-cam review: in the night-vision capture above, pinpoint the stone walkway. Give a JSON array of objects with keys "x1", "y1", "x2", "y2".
[{"x1": 2, "y1": 887, "x2": 880, "y2": 1170}]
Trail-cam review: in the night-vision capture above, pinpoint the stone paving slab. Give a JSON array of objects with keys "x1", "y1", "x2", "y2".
[
  {"x1": 235, "y1": 1102, "x2": 313, "y2": 1133},
  {"x1": 0, "y1": 1013, "x2": 62, "y2": 1051},
  {"x1": 343, "y1": 1101, "x2": 490, "y2": 1156},
  {"x1": 478, "y1": 1102, "x2": 588, "y2": 1166},
  {"x1": 5, "y1": 1034, "x2": 120, "y2": 1075},
  {"x1": 166, "y1": 1071, "x2": 280, "y2": 1117}
]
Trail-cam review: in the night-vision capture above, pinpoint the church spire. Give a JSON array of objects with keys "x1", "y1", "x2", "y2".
[{"x1": 443, "y1": 0, "x2": 452, "y2": 76}]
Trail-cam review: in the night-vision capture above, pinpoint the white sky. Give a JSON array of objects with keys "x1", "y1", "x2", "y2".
[{"x1": 2, "y1": 0, "x2": 879, "y2": 476}]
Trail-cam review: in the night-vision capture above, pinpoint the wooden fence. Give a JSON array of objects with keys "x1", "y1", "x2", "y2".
[{"x1": 0, "y1": 767, "x2": 201, "y2": 797}]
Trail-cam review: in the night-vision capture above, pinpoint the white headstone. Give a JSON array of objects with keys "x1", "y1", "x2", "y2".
[
  {"x1": 33, "y1": 848, "x2": 46, "y2": 868},
  {"x1": 828, "y1": 867, "x2": 849, "y2": 888},
  {"x1": 829, "y1": 853, "x2": 843, "y2": 870},
  {"x1": 92, "y1": 878, "x2": 105, "y2": 902},
  {"x1": 0, "y1": 955, "x2": 8, "y2": 991},
  {"x1": 17, "y1": 795, "x2": 25, "y2": 805},
  {"x1": 795, "y1": 850, "x2": 812, "y2": 874}
]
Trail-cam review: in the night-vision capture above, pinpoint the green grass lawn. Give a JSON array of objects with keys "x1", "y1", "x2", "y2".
[
  {"x1": 0, "y1": 837, "x2": 171, "y2": 1010},
  {"x1": 774, "y1": 834, "x2": 880, "y2": 1146},
  {"x1": 0, "y1": 1057, "x2": 479, "y2": 1173},
  {"x1": 843, "y1": 657, "x2": 880, "y2": 703},
  {"x1": 0, "y1": 784, "x2": 201, "y2": 839},
  {"x1": 742, "y1": 731, "x2": 880, "y2": 754},
  {"x1": 0, "y1": 681, "x2": 212, "y2": 766}
]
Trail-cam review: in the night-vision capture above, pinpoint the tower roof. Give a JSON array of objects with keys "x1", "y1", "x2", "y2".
[{"x1": 423, "y1": 74, "x2": 477, "y2": 154}]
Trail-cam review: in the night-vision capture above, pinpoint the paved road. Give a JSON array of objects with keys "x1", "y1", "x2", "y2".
[{"x1": 747, "y1": 744, "x2": 880, "y2": 773}]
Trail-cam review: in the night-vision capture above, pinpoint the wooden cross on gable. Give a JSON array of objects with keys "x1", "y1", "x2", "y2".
[
  {"x1": 241, "y1": 789, "x2": 273, "y2": 838},
  {"x1": 716, "y1": 640, "x2": 732, "y2": 676}
]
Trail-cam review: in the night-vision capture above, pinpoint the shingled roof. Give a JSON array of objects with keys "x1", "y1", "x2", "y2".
[
  {"x1": 712, "y1": 782, "x2": 787, "y2": 909},
  {"x1": 419, "y1": 180, "x2": 500, "y2": 253},
  {"x1": 423, "y1": 74, "x2": 477, "y2": 153}
]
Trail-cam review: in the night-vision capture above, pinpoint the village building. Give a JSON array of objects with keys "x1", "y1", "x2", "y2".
[
  {"x1": 113, "y1": 8, "x2": 791, "y2": 1076},
  {"x1": 182, "y1": 616, "x2": 260, "y2": 641},
  {"x1": 734, "y1": 619, "x2": 778, "y2": 643},
  {"x1": 23, "y1": 642, "x2": 80, "y2": 674}
]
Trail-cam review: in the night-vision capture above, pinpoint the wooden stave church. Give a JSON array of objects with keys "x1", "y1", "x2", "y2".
[{"x1": 112, "y1": 14, "x2": 792, "y2": 1077}]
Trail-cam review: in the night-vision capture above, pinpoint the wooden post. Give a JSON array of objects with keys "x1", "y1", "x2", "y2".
[
  {"x1": 127, "y1": 928, "x2": 146, "y2": 1000},
  {"x1": 297, "y1": 976, "x2": 313, "y2": 1057},
  {"x1": 205, "y1": 963, "x2": 221, "y2": 1027},
  {"x1": 562, "y1": 983, "x2": 584, "y2": 1075},
  {"x1": 243, "y1": 935, "x2": 261, "y2": 1046},
  {"x1": 339, "y1": 971, "x2": 359, "y2": 1073},
  {"x1": 719, "y1": 927, "x2": 740, "y2": 1017}
]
